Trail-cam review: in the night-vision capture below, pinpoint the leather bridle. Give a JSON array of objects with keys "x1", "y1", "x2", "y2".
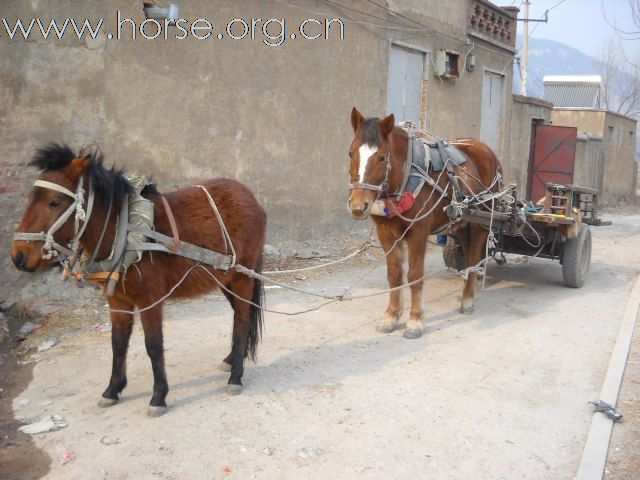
[{"x1": 349, "y1": 152, "x2": 391, "y2": 195}]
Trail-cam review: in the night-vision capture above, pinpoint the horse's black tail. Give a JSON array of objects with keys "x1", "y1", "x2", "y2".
[{"x1": 246, "y1": 255, "x2": 264, "y2": 362}]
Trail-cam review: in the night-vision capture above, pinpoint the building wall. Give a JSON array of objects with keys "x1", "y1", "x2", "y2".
[
  {"x1": 372, "y1": 0, "x2": 517, "y2": 162},
  {"x1": 391, "y1": 0, "x2": 468, "y2": 37},
  {"x1": 506, "y1": 95, "x2": 553, "y2": 198},
  {"x1": 601, "y1": 112, "x2": 638, "y2": 200},
  {"x1": 0, "y1": 0, "x2": 516, "y2": 299},
  {"x1": 573, "y1": 133, "x2": 604, "y2": 193},
  {"x1": 550, "y1": 109, "x2": 637, "y2": 201},
  {"x1": 425, "y1": 42, "x2": 514, "y2": 162},
  {"x1": 551, "y1": 109, "x2": 605, "y2": 135}
]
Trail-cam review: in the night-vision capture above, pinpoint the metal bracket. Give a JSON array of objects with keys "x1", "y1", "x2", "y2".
[{"x1": 589, "y1": 400, "x2": 623, "y2": 422}]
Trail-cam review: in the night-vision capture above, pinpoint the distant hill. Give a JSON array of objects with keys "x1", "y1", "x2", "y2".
[{"x1": 514, "y1": 36, "x2": 601, "y2": 97}]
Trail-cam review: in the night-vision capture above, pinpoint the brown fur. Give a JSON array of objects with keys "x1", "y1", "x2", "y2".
[
  {"x1": 13, "y1": 155, "x2": 266, "y2": 412},
  {"x1": 347, "y1": 108, "x2": 503, "y2": 336}
]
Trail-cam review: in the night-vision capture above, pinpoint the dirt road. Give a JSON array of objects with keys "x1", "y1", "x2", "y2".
[{"x1": 6, "y1": 212, "x2": 640, "y2": 479}]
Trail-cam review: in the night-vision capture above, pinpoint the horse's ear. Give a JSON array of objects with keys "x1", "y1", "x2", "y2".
[
  {"x1": 351, "y1": 107, "x2": 364, "y2": 133},
  {"x1": 68, "y1": 156, "x2": 91, "y2": 179},
  {"x1": 379, "y1": 113, "x2": 395, "y2": 137}
]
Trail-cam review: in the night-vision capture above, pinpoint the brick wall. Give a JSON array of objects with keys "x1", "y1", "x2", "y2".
[{"x1": 467, "y1": 0, "x2": 518, "y2": 48}]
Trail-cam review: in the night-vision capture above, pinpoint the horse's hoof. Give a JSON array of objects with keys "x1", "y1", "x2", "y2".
[
  {"x1": 219, "y1": 361, "x2": 232, "y2": 372},
  {"x1": 376, "y1": 322, "x2": 396, "y2": 334},
  {"x1": 403, "y1": 327, "x2": 423, "y2": 339},
  {"x1": 460, "y1": 301, "x2": 474, "y2": 315},
  {"x1": 227, "y1": 384, "x2": 242, "y2": 396},
  {"x1": 97, "y1": 397, "x2": 118, "y2": 408},
  {"x1": 147, "y1": 406, "x2": 168, "y2": 417}
]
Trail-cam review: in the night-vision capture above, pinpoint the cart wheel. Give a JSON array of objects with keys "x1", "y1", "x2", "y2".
[
  {"x1": 562, "y1": 224, "x2": 592, "y2": 288},
  {"x1": 442, "y1": 236, "x2": 466, "y2": 272}
]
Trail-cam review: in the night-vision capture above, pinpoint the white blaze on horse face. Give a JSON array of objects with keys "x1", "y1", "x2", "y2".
[{"x1": 358, "y1": 144, "x2": 378, "y2": 182}]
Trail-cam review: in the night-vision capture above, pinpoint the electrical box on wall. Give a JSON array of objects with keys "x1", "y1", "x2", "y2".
[
  {"x1": 467, "y1": 54, "x2": 476, "y2": 72},
  {"x1": 434, "y1": 49, "x2": 460, "y2": 80}
]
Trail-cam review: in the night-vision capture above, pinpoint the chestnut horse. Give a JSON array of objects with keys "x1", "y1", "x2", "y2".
[
  {"x1": 347, "y1": 108, "x2": 503, "y2": 339},
  {"x1": 12, "y1": 144, "x2": 266, "y2": 416}
]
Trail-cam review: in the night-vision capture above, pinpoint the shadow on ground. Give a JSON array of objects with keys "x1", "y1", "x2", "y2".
[{"x1": 0, "y1": 308, "x2": 52, "y2": 480}]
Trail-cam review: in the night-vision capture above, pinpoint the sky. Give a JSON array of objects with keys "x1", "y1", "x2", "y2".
[{"x1": 510, "y1": 0, "x2": 640, "y2": 59}]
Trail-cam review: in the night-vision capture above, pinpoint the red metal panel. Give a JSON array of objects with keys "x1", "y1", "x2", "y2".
[{"x1": 527, "y1": 125, "x2": 577, "y2": 202}]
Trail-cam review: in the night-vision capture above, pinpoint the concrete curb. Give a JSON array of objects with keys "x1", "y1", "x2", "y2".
[{"x1": 576, "y1": 274, "x2": 640, "y2": 480}]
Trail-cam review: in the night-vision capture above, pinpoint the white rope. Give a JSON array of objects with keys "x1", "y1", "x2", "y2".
[
  {"x1": 263, "y1": 242, "x2": 372, "y2": 275},
  {"x1": 33, "y1": 180, "x2": 76, "y2": 199},
  {"x1": 443, "y1": 169, "x2": 514, "y2": 286},
  {"x1": 197, "y1": 185, "x2": 237, "y2": 267},
  {"x1": 15, "y1": 178, "x2": 90, "y2": 260},
  {"x1": 108, "y1": 263, "x2": 200, "y2": 315},
  {"x1": 514, "y1": 212, "x2": 542, "y2": 248},
  {"x1": 458, "y1": 193, "x2": 495, "y2": 286},
  {"x1": 204, "y1": 264, "x2": 446, "y2": 316},
  {"x1": 385, "y1": 163, "x2": 451, "y2": 224},
  {"x1": 107, "y1": 259, "x2": 446, "y2": 317},
  {"x1": 105, "y1": 161, "x2": 509, "y2": 317}
]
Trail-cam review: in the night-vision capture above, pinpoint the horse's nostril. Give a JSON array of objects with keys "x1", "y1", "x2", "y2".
[
  {"x1": 13, "y1": 250, "x2": 25, "y2": 268},
  {"x1": 363, "y1": 202, "x2": 369, "y2": 212}
]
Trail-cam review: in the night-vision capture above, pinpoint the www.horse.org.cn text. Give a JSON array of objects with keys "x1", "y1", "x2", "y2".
[{"x1": 1, "y1": 12, "x2": 347, "y2": 47}]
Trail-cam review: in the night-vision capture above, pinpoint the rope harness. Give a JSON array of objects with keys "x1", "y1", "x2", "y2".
[
  {"x1": 13, "y1": 178, "x2": 93, "y2": 261},
  {"x1": 14, "y1": 132, "x2": 513, "y2": 316},
  {"x1": 347, "y1": 121, "x2": 516, "y2": 283},
  {"x1": 349, "y1": 122, "x2": 462, "y2": 222},
  {"x1": 13, "y1": 178, "x2": 236, "y2": 297},
  {"x1": 13, "y1": 173, "x2": 450, "y2": 316}
]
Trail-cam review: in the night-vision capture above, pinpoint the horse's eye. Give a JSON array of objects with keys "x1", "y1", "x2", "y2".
[
  {"x1": 48, "y1": 200, "x2": 61, "y2": 209},
  {"x1": 379, "y1": 155, "x2": 386, "y2": 162}
]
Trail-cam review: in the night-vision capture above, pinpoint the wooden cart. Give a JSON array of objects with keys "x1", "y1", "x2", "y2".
[{"x1": 442, "y1": 183, "x2": 611, "y2": 288}]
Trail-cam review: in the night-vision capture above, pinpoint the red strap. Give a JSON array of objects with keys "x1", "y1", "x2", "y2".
[{"x1": 384, "y1": 191, "x2": 416, "y2": 218}]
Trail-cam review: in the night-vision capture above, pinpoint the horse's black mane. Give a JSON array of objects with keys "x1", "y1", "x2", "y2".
[
  {"x1": 360, "y1": 118, "x2": 382, "y2": 146},
  {"x1": 30, "y1": 143, "x2": 158, "y2": 208}
]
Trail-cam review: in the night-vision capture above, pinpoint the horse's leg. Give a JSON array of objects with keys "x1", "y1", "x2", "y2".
[
  {"x1": 220, "y1": 353, "x2": 233, "y2": 372},
  {"x1": 460, "y1": 224, "x2": 489, "y2": 315},
  {"x1": 140, "y1": 305, "x2": 169, "y2": 416},
  {"x1": 219, "y1": 289, "x2": 235, "y2": 372},
  {"x1": 376, "y1": 229, "x2": 405, "y2": 334},
  {"x1": 99, "y1": 299, "x2": 134, "y2": 407},
  {"x1": 457, "y1": 223, "x2": 472, "y2": 262},
  {"x1": 404, "y1": 232, "x2": 427, "y2": 339},
  {"x1": 225, "y1": 276, "x2": 254, "y2": 396}
]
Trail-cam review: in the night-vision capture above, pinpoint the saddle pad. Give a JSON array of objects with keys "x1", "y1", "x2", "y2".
[
  {"x1": 405, "y1": 137, "x2": 429, "y2": 193},
  {"x1": 411, "y1": 136, "x2": 429, "y2": 171},
  {"x1": 428, "y1": 144, "x2": 468, "y2": 171}
]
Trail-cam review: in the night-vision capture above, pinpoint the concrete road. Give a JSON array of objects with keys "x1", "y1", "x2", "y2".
[{"x1": 10, "y1": 213, "x2": 640, "y2": 480}]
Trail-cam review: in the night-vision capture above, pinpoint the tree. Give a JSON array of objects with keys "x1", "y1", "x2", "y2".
[
  {"x1": 601, "y1": 0, "x2": 640, "y2": 40},
  {"x1": 598, "y1": 1, "x2": 640, "y2": 173},
  {"x1": 632, "y1": 0, "x2": 640, "y2": 32},
  {"x1": 594, "y1": 37, "x2": 640, "y2": 119}
]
